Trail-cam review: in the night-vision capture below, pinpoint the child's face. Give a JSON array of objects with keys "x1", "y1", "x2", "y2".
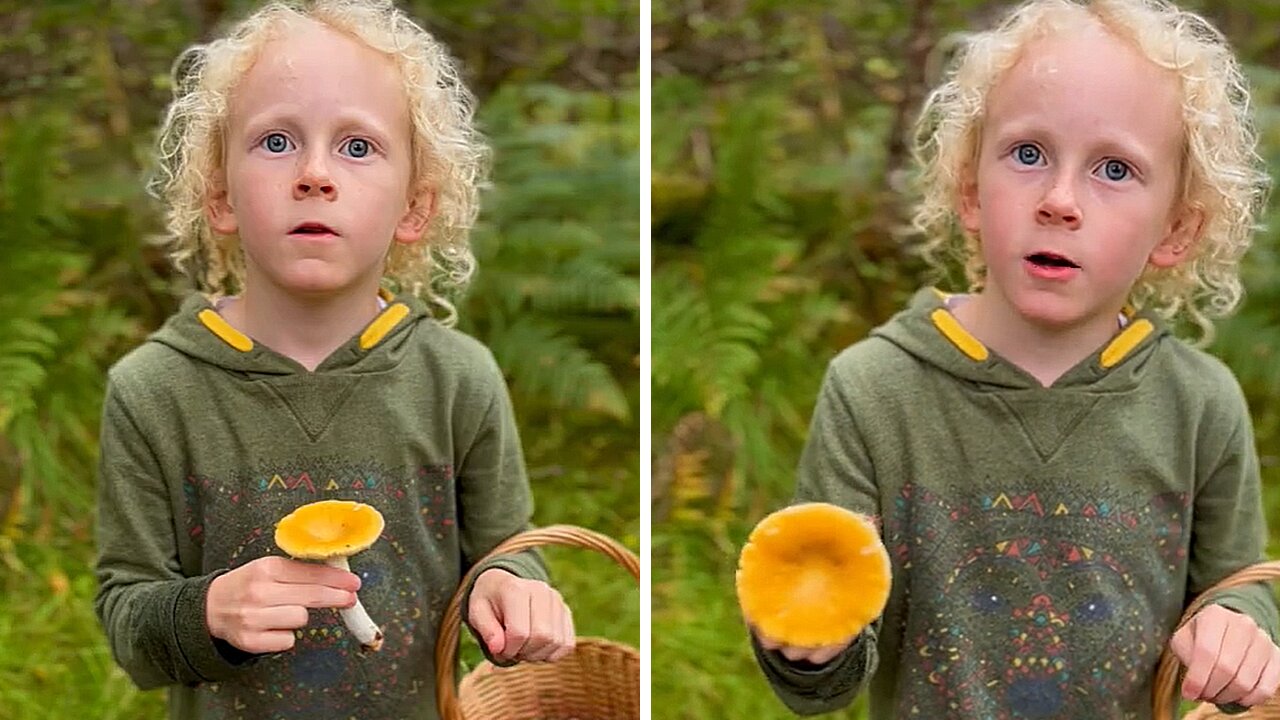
[
  {"x1": 959, "y1": 22, "x2": 1199, "y2": 330},
  {"x1": 206, "y1": 18, "x2": 431, "y2": 299}
]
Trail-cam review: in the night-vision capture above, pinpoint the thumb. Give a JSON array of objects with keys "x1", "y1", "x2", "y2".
[
  {"x1": 469, "y1": 598, "x2": 505, "y2": 656},
  {"x1": 1169, "y1": 622, "x2": 1194, "y2": 664}
]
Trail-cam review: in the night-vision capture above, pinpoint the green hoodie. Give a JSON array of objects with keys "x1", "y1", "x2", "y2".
[
  {"x1": 753, "y1": 288, "x2": 1276, "y2": 720},
  {"x1": 94, "y1": 291, "x2": 546, "y2": 720}
]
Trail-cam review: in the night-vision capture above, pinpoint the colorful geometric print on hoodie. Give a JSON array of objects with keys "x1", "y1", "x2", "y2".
[
  {"x1": 94, "y1": 290, "x2": 545, "y2": 720},
  {"x1": 752, "y1": 288, "x2": 1277, "y2": 720}
]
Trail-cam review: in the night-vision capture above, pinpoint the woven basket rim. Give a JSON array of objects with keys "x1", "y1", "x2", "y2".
[
  {"x1": 434, "y1": 525, "x2": 640, "y2": 720},
  {"x1": 1153, "y1": 560, "x2": 1280, "y2": 718}
]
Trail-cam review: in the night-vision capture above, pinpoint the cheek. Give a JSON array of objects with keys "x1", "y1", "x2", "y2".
[
  {"x1": 351, "y1": 181, "x2": 404, "y2": 223},
  {"x1": 1092, "y1": 195, "x2": 1170, "y2": 257},
  {"x1": 361, "y1": 171, "x2": 412, "y2": 218},
  {"x1": 976, "y1": 172, "x2": 1032, "y2": 225},
  {"x1": 228, "y1": 162, "x2": 285, "y2": 215},
  {"x1": 974, "y1": 182, "x2": 1026, "y2": 257}
]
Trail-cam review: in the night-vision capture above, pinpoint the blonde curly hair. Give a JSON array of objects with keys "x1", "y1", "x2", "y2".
[
  {"x1": 148, "y1": 0, "x2": 486, "y2": 325},
  {"x1": 912, "y1": 0, "x2": 1268, "y2": 341}
]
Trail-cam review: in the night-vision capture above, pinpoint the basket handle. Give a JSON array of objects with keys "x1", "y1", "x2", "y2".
[
  {"x1": 1153, "y1": 560, "x2": 1280, "y2": 718},
  {"x1": 433, "y1": 524, "x2": 640, "y2": 720}
]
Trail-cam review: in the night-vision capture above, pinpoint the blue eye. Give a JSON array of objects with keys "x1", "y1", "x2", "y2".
[
  {"x1": 343, "y1": 138, "x2": 371, "y2": 158},
  {"x1": 262, "y1": 133, "x2": 292, "y2": 153},
  {"x1": 1101, "y1": 160, "x2": 1131, "y2": 181},
  {"x1": 1014, "y1": 144, "x2": 1042, "y2": 166}
]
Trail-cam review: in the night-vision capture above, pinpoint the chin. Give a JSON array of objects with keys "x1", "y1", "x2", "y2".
[
  {"x1": 270, "y1": 271, "x2": 358, "y2": 298},
  {"x1": 1007, "y1": 293, "x2": 1091, "y2": 330}
]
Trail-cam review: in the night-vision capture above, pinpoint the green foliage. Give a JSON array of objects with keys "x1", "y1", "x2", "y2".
[
  {"x1": 1212, "y1": 65, "x2": 1280, "y2": 440},
  {"x1": 0, "y1": 530, "x2": 161, "y2": 719},
  {"x1": 0, "y1": 106, "x2": 143, "y2": 537},
  {"x1": 652, "y1": 84, "x2": 854, "y2": 508},
  {"x1": 463, "y1": 83, "x2": 640, "y2": 424},
  {"x1": 653, "y1": 3, "x2": 1280, "y2": 719},
  {"x1": 0, "y1": 0, "x2": 637, "y2": 715}
]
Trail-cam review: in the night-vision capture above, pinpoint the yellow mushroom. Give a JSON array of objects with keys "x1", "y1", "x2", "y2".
[
  {"x1": 275, "y1": 499, "x2": 386, "y2": 652},
  {"x1": 736, "y1": 502, "x2": 892, "y2": 648}
]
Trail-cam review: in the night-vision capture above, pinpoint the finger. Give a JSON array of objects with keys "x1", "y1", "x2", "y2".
[
  {"x1": 777, "y1": 644, "x2": 843, "y2": 664},
  {"x1": 807, "y1": 643, "x2": 847, "y2": 665},
  {"x1": 780, "y1": 646, "x2": 813, "y2": 663},
  {"x1": 467, "y1": 596, "x2": 506, "y2": 658},
  {"x1": 521, "y1": 588, "x2": 560, "y2": 661},
  {"x1": 1170, "y1": 624, "x2": 1195, "y2": 664},
  {"x1": 753, "y1": 626, "x2": 781, "y2": 651},
  {"x1": 1241, "y1": 646, "x2": 1280, "y2": 707},
  {"x1": 1183, "y1": 613, "x2": 1228, "y2": 700},
  {"x1": 296, "y1": 588, "x2": 358, "y2": 610},
  {"x1": 498, "y1": 588, "x2": 532, "y2": 662},
  {"x1": 540, "y1": 590, "x2": 570, "y2": 661},
  {"x1": 268, "y1": 558, "x2": 361, "y2": 592},
  {"x1": 546, "y1": 591, "x2": 574, "y2": 661},
  {"x1": 253, "y1": 604, "x2": 311, "y2": 631},
  {"x1": 1203, "y1": 617, "x2": 1258, "y2": 700},
  {"x1": 1216, "y1": 629, "x2": 1269, "y2": 704},
  {"x1": 253, "y1": 582, "x2": 357, "y2": 609},
  {"x1": 245, "y1": 629, "x2": 298, "y2": 654},
  {"x1": 550, "y1": 602, "x2": 575, "y2": 662}
]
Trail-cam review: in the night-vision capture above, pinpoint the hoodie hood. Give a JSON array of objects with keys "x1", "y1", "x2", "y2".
[
  {"x1": 871, "y1": 287, "x2": 1169, "y2": 391},
  {"x1": 147, "y1": 289, "x2": 431, "y2": 377}
]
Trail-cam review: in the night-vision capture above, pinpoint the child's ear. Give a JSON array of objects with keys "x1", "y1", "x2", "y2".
[
  {"x1": 394, "y1": 187, "x2": 437, "y2": 245},
  {"x1": 1149, "y1": 205, "x2": 1204, "y2": 269},
  {"x1": 205, "y1": 176, "x2": 237, "y2": 235},
  {"x1": 958, "y1": 169, "x2": 981, "y2": 234}
]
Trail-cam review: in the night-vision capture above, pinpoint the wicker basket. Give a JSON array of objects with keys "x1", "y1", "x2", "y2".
[
  {"x1": 1154, "y1": 560, "x2": 1280, "y2": 719},
  {"x1": 434, "y1": 525, "x2": 640, "y2": 720}
]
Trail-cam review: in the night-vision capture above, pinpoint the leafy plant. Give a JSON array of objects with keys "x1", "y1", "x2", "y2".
[
  {"x1": 652, "y1": 5, "x2": 1280, "y2": 719},
  {"x1": 0, "y1": 1, "x2": 639, "y2": 715},
  {"x1": 0, "y1": 106, "x2": 142, "y2": 542},
  {"x1": 463, "y1": 83, "x2": 640, "y2": 425}
]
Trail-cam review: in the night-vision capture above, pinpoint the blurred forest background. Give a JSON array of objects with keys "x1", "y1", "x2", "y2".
[
  {"x1": 652, "y1": 0, "x2": 1280, "y2": 718},
  {"x1": 0, "y1": 0, "x2": 638, "y2": 717}
]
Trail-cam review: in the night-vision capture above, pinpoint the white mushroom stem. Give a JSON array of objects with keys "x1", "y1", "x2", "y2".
[{"x1": 323, "y1": 556, "x2": 383, "y2": 652}]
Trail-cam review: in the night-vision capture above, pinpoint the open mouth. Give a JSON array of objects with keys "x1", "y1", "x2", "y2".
[
  {"x1": 1026, "y1": 252, "x2": 1080, "y2": 269},
  {"x1": 290, "y1": 223, "x2": 338, "y2": 236}
]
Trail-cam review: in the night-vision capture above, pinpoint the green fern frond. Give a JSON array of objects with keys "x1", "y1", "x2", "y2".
[
  {"x1": 0, "y1": 106, "x2": 142, "y2": 529},
  {"x1": 532, "y1": 258, "x2": 638, "y2": 312},
  {"x1": 463, "y1": 82, "x2": 638, "y2": 421},
  {"x1": 652, "y1": 269, "x2": 774, "y2": 418},
  {"x1": 652, "y1": 88, "x2": 861, "y2": 510},
  {"x1": 485, "y1": 318, "x2": 630, "y2": 420}
]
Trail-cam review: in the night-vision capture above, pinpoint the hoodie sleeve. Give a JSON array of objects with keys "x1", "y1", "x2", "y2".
[
  {"x1": 94, "y1": 379, "x2": 257, "y2": 690},
  {"x1": 455, "y1": 353, "x2": 549, "y2": 668},
  {"x1": 751, "y1": 360, "x2": 882, "y2": 715},
  {"x1": 1185, "y1": 382, "x2": 1278, "y2": 715}
]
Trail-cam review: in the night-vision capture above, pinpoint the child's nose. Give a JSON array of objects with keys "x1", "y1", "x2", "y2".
[
  {"x1": 294, "y1": 162, "x2": 336, "y2": 200},
  {"x1": 295, "y1": 175, "x2": 336, "y2": 199},
  {"x1": 1036, "y1": 176, "x2": 1081, "y2": 230}
]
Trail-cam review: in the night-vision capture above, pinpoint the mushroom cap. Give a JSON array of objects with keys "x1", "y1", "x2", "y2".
[
  {"x1": 736, "y1": 502, "x2": 892, "y2": 648},
  {"x1": 275, "y1": 500, "x2": 385, "y2": 560}
]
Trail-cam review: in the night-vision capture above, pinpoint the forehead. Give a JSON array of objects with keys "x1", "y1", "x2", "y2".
[
  {"x1": 227, "y1": 17, "x2": 409, "y2": 129},
  {"x1": 985, "y1": 21, "x2": 1184, "y2": 150}
]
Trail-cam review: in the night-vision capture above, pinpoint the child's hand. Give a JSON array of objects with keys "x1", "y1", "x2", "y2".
[
  {"x1": 1170, "y1": 604, "x2": 1280, "y2": 707},
  {"x1": 206, "y1": 556, "x2": 361, "y2": 654},
  {"x1": 467, "y1": 568, "x2": 575, "y2": 663},
  {"x1": 753, "y1": 626, "x2": 854, "y2": 666}
]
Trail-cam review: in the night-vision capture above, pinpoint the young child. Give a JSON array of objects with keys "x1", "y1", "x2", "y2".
[
  {"x1": 93, "y1": 1, "x2": 574, "y2": 717},
  {"x1": 748, "y1": 0, "x2": 1280, "y2": 717}
]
